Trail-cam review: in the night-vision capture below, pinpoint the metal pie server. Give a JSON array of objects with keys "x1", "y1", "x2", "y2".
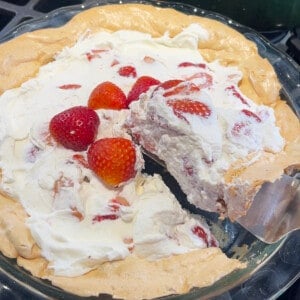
[{"x1": 236, "y1": 174, "x2": 300, "y2": 244}]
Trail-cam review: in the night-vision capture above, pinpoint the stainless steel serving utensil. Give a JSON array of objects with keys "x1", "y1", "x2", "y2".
[
  {"x1": 237, "y1": 174, "x2": 300, "y2": 243},
  {"x1": 143, "y1": 149, "x2": 300, "y2": 244}
]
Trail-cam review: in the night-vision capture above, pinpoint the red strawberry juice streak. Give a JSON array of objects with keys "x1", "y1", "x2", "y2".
[
  {"x1": 118, "y1": 66, "x2": 137, "y2": 78},
  {"x1": 241, "y1": 109, "x2": 262, "y2": 122},
  {"x1": 192, "y1": 225, "x2": 209, "y2": 246},
  {"x1": 92, "y1": 214, "x2": 119, "y2": 223},
  {"x1": 178, "y1": 62, "x2": 206, "y2": 68},
  {"x1": 163, "y1": 82, "x2": 200, "y2": 97},
  {"x1": 226, "y1": 85, "x2": 249, "y2": 106},
  {"x1": 59, "y1": 84, "x2": 82, "y2": 90},
  {"x1": 167, "y1": 99, "x2": 211, "y2": 118}
]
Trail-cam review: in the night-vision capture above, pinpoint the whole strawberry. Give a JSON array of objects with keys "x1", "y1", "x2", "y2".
[
  {"x1": 88, "y1": 81, "x2": 127, "y2": 110},
  {"x1": 49, "y1": 106, "x2": 100, "y2": 151},
  {"x1": 87, "y1": 137, "x2": 136, "y2": 187}
]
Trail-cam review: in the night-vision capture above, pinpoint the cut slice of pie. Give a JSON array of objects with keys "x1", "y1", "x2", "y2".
[
  {"x1": 0, "y1": 3, "x2": 298, "y2": 300},
  {"x1": 127, "y1": 71, "x2": 300, "y2": 220}
]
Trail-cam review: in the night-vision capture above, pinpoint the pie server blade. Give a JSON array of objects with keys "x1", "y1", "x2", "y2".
[
  {"x1": 236, "y1": 174, "x2": 300, "y2": 243},
  {"x1": 142, "y1": 149, "x2": 300, "y2": 244}
]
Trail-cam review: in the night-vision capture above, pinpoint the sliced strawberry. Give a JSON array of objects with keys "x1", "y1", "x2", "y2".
[
  {"x1": 111, "y1": 196, "x2": 130, "y2": 206},
  {"x1": 72, "y1": 154, "x2": 89, "y2": 168},
  {"x1": 167, "y1": 99, "x2": 211, "y2": 121},
  {"x1": 241, "y1": 109, "x2": 262, "y2": 122},
  {"x1": 91, "y1": 49, "x2": 108, "y2": 54},
  {"x1": 231, "y1": 109, "x2": 261, "y2": 137},
  {"x1": 231, "y1": 122, "x2": 253, "y2": 136},
  {"x1": 192, "y1": 225, "x2": 217, "y2": 247},
  {"x1": 118, "y1": 65, "x2": 137, "y2": 78},
  {"x1": 153, "y1": 79, "x2": 184, "y2": 94},
  {"x1": 92, "y1": 214, "x2": 119, "y2": 223},
  {"x1": 86, "y1": 52, "x2": 99, "y2": 61},
  {"x1": 87, "y1": 137, "x2": 137, "y2": 187},
  {"x1": 127, "y1": 76, "x2": 160, "y2": 105},
  {"x1": 185, "y1": 72, "x2": 213, "y2": 89},
  {"x1": 178, "y1": 62, "x2": 206, "y2": 68},
  {"x1": 49, "y1": 106, "x2": 100, "y2": 151},
  {"x1": 192, "y1": 225, "x2": 209, "y2": 246},
  {"x1": 226, "y1": 85, "x2": 249, "y2": 106},
  {"x1": 123, "y1": 237, "x2": 133, "y2": 244},
  {"x1": 123, "y1": 237, "x2": 134, "y2": 252},
  {"x1": 163, "y1": 81, "x2": 200, "y2": 97},
  {"x1": 53, "y1": 174, "x2": 74, "y2": 198},
  {"x1": 143, "y1": 56, "x2": 155, "y2": 63},
  {"x1": 85, "y1": 49, "x2": 108, "y2": 61},
  {"x1": 71, "y1": 207, "x2": 84, "y2": 221},
  {"x1": 88, "y1": 81, "x2": 127, "y2": 110},
  {"x1": 58, "y1": 84, "x2": 82, "y2": 90},
  {"x1": 109, "y1": 196, "x2": 130, "y2": 212}
]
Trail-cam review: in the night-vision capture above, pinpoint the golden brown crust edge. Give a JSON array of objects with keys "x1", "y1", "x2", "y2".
[{"x1": 0, "y1": 4, "x2": 279, "y2": 103}]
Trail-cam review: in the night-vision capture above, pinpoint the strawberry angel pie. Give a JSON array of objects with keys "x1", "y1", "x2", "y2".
[{"x1": 0, "y1": 3, "x2": 299, "y2": 300}]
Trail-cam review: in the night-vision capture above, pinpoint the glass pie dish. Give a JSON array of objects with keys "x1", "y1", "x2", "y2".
[{"x1": 0, "y1": 0, "x2": 299, "y2": 299}]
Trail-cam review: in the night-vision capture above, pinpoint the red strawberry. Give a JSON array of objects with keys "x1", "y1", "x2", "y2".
[
  {"x1": 231, "y1": 122, "x2": 247, "y2": 136},
  {"x1": 231, "y1": 109, "x2": 261, "y2": 137},
  {"x1": 241, "y1": 109, "x2": 262, "y2": 122},
  {"x1": 167, "y1": 99, "x2": 211, "y2": 121},
  {"x1": 127, "y1": 76, "x2": 160, "y2": 106},
  {"x1": 118, "y1": 65, "x2": 137, "y2": 78},
  {"x1": 87, "y1": 137, "x2": 136, "y2": 187},
  {"x1": 92, "y1": 214, "x2": 119, "y2": 223},
  {"x1": 178, "y1": 62, "x2": 206, "y2": 68},
  {"x1": 164, "y1": 82, "x2": 200, "y2": 97},
  {"x1": 49, "y1": 106, "x2": 100, "y2": 151},
  {"x1": 225, "y1": 85, "x2": 249, "y2": 106},
  {"x1": 154, "y1": 79, "x2": 184, "y2": 93},
  {"x1": 185, "y1": 72, "x2": 213, "y2": 89},
  {"x1": 58, "y1": 84, "x2": 81, "y2": 90},
  {"x1": 192, "y1": 225, "x2": 209, "y2": 246},
  {"x1": 192, "y1": 225, "x2": 218, "y2": 247},
  {"x1": 88, "y1": 81, "x2": 127, "y2": 110}
]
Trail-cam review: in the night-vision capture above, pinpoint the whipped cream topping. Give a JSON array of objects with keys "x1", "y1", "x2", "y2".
[
  {"x1": 126, "y1": 29, "x2": 285, "y2": 218},
  {"x1": 0, "y1": 25, "x2": 221, "y2": 276}
]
